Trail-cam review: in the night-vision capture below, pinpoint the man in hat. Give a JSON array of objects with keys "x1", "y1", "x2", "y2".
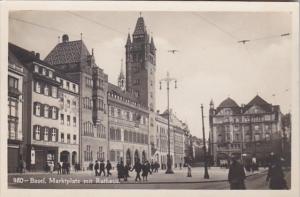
[{"x1": 228, "y1": 155, "x2": 246, "y2": 189}]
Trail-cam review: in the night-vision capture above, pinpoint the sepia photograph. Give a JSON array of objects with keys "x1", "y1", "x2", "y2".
[{"x1": 2, "y1": 1, "x2": 298, "y2": 193}]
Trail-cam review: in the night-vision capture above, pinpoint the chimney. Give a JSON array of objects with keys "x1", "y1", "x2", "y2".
[
  {"x1": 35, "y1": 53, "x2": 40, "y2": 59},
  {"x1": 62, "y1": 34, "x2": 69, "y2": 43}
]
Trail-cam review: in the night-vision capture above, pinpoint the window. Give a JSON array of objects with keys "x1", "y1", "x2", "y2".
[
  {"x1": 8, "y1": 99, "x2": 17, "y2": 117},
  {"x1": 34, "y1": 125, "x2": 41, "y2": 140},
  {"x1": 129, "y1": 131, "x2": 133, "y2": 142},
  {"x1": 8, "y1": 121, "x2": 17, "y2": 139},
  {"x1": 44, "y1": 85, "x2": 49, "y2": 96},
  {"x1": 44, "y1": 127, "x2": 49, "y2": 141},
  {"x1": 67, "y1": 115, "x2": 70, "y2": 126},
  {"x1": 72, "y1": 84, "x2": 76, "y2": 92},
  {"x1": 61, "y1": 133, "x2": 64, "y2": 143},
  {"x1": 110, "y1": 128, "x2": 116, "y2": 140},
  {"x1": 35, "y1": 81, "x2": 41, "y2": 93},
  {"x1": 8, "y1": 76, "x2": 18, "y2": 89},
  {"x1": 73, "y1": 117, "x2": 76, "y2": 127},
  {"x1": 265, "y1": 133, "x2": 271, "y2": 141},
  {"x1": 67, "y1": 134, "x2": 70, "y2": 144},
  {"x1": 35, "y1": 103, "x2": 41, "y2": 116},
  {"x1": 124, "y1": 130, "x2": 128, "y2": 142},
  {"x1": 73, "y1": 135, "x2": 77, "y2": 144},
  {"x1": 51, "y1": 129, "x2": 57, "y2": 142},
  {"x1": 52, "y1": 86, "x2": 57, "y2": 98},
  {"x1": 110, "y1": 107, "x2": 115, "y2": 116},
  {"x1": 60, "y1": 114, "x2": 64, "y2": 124},
  {"x1": 34, "y1": 65, "x2": 39, "y2": 72},
  {"x1": 117, "y1": 109, "x2": 121, "y2": 117},
  {"x1": 48, "y1": 71, "x2": 53, "y2": 78},
  {"x1": 67, "y1": 100, "x2": 70, "y2": 108},
  {"x1": 52, "y1": 107, "x2": 57, "y2": 119},
  {"x1": 72, "y1": 100, "x2": 76, "y2": 107},
  {"x1": 44, "y1": 105, "x2": 49, "y2": 118},
  {"x1": 116, "y1": 151, "x2": 121, "y2": 162},
  {"x1": 42, "y1": 68, "x2": 46, "y2": 75},
  {"x1": 116, "y1": 129, "x2": 121, "y2": 141},
  {"x1": 66, "y1": 82, "x2": 70, "y2": 90},
  {"x1": 110, "y1": 150, "x2": 115, "y2": 162}
]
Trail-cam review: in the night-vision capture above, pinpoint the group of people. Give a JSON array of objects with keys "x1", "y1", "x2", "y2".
[
  {"x1": 228, "y1": 152, "x2": 288, "y2": 190},
  {"x1": 56, "y1": 161, "x2": 71, "y2": 175},
  {"x1": 93, "y1": 160, "x2": 112, "y2": 177},
  {"x1": 117, "y1": 159, "x2": 153, "y2": 182}
]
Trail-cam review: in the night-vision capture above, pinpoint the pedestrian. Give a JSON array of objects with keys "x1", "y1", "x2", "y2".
[
  {"x1": 62, "y1": 162, "x2": 66, "y2": 174},
  {"x1": 124, "y1": 163, "x2": 130, "y2": 181},
  {"x1": 116, "y1": 161, "x2": 124, "y2": 182},
  {"x1": 154, "y1": 161, "x2": 159, "y2": 172},
  {"x1": 150, "y1": 160, "x2": 154, "y2": 174},
  {"x1": 142, "y1": 161, "x2": 150, "y2": 181},
  {"x1": 266, "y1": 155, "x2": 288, "y2": 189},
  {"x1": 187, "y1": 162, "x2": 192, "y2": 177},
  {"x1": 66, "y1": 162, "x2": 70, "y2": 174},
  {"x1": 228, "y1": 156, "x2": 246, "y2": 190},
  {"x1": 49, "y1": 161, "x2": 54, "y2": 174},
  {"x1": 57, "y1": 162, "x2": 62, "y2": 175},
  {"x1": 179, "y1": 162, "x2": 182, "y2": 170},
  {"x1": 19, "y1": 159, "x2": 24, "y2": 174},
  {"x1": 94, "y1": 160, "x2": 99, "y2": 176},
  {"x1": 106, "y1": 160, "x2": 112, "y2": 177},
  {"x1": 99, "y1": 160, "x2": 106, "y2": 176},
  {"x1": 131, "y1": 159, "x2": 142, "y2": 182}
]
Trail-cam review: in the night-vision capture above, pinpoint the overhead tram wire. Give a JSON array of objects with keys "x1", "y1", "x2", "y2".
[
  {"x1": 9, "y1": 17, "x2": 108, "y2": 43},
  {"x1": 67, "y1": 12, "x2": 127, "y2": 36}
]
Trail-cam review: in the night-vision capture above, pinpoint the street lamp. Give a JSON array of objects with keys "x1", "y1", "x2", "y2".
[
  {"x1": 160, "y1": 71, "x2": 177, "y2": 174},
  {"x1": 201, "y1": 104, "x2": 209, "y2": 179}
]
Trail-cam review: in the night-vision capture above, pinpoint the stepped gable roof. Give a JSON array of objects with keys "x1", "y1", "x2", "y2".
[
  {"x1": 244, "y1": 95, "x2": 273, "y2": 112},
  {"x1": 133, "y1": 17, "x2": 147, "y2": 35},
  {"x1": 45, "y1": 40, "x2": 90, "y2": 66}
]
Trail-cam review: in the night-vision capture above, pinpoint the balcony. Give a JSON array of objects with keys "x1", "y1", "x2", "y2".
[{"x1": 8, "y1": 87, "x2": 21, "y2": 98}]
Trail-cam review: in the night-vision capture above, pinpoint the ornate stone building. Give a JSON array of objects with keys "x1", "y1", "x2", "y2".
[{"x1": 209, "y1": 95, "x2": 283, "y2": 166}]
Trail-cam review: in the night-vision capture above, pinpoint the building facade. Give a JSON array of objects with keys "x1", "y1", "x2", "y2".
[
  {"x1": 155, "y1": 110, "x2": 185, "y2": 169},
  {"x1": 209, "y1": 96, "x2": 283, "y2": 166},
  {"x1": 8, "y1": 16, "x2": 188, "y2": 172},
  {"x1": 8, "y1": 50, "x2": 24, "y2": 172},
  {"x1": 45, "y1": 35, "x2": 109, "y2": 170},
  {"x1": 56, "y1": 73, "x2": 80, "y2": 168}
]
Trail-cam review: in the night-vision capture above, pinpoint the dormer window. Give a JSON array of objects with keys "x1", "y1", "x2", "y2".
[{"x1": 34, "y1": 65, "x2": 39, "y2": 73}]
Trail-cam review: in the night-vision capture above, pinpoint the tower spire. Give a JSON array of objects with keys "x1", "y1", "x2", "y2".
[{"x1": 118, "y1": 59, "x2": 126, "y2": 91}]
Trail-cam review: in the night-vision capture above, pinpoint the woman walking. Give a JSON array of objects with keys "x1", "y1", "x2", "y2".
[{"x1": 266, "y1": 156, "x2": 288, "y2": 189}]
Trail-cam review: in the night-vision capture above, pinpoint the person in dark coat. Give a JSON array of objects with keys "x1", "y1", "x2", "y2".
[
  {"x1": 266, "y1": 156, "x2": 288, "y2": 189},
  {"x1": 116, "y1": 161, "x2": 124, "y2": 182},
  {"x1": 57, "y1": 162, "x2": 62, "y2": 175},
  {"x1": 123, "y1": 163, "x2": 130, "y2": 181},
  {"x1": 142, "y1": 161, "x2": 150, "y2": 181},
  {"x1": 106, "y1": 160, "x2": 112, "y2": 177},
  {"x1": 94, "y1": 160, "x2": 99, "y2": 176},
  {"x1": 228, "y1": 156, "x2": 246, "y2": 190},
  {"x1": 131, "y1": 159, "x2": 142, "y2": 182},
  {"x1": 99, "y1": 160, "x2": 106, "y2": 176}
]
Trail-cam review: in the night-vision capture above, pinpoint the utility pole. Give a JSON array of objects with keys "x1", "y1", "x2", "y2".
[
  {"x1": 201, "y1": 104, "x2": 209, "y2": 179},
  {"x1": 160, "y1": 71, "x2": 177, "y2": 174}
]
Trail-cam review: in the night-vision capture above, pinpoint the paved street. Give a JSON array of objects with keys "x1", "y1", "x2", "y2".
[{"x1": 7, "y1": 167, "x2": 291, "y2": 189}]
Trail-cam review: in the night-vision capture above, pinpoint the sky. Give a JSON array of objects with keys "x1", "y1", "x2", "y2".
[{"x1": 9, "y1": 11, "x2": 293, "y2": 138}]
